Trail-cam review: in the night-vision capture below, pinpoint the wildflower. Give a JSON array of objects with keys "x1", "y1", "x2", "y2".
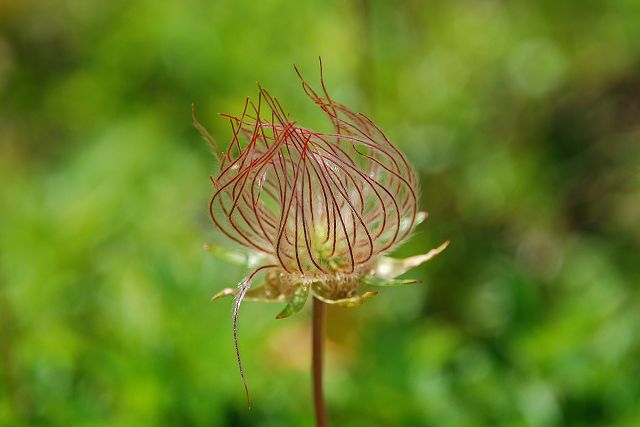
[{"x1": 195, "y1": 63, "x2": 448, "y2": 408}]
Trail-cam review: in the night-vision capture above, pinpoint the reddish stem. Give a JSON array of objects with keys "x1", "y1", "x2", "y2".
[{"x1": 312, "y1": 297, "x2": 328, "y2": 427}]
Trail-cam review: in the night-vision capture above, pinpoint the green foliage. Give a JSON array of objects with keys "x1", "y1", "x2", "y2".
[{"x1": 1, "y1": 0, "x2": 639, "y2": 425}]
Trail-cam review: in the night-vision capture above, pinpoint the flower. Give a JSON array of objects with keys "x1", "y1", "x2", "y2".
[{"x1": 195, "y1": 63, "x2": 448, "y2": 405}]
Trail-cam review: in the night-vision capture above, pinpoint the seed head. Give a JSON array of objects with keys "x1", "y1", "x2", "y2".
[{"x1": 210, "y1": 67, "x2": 418, "y2": 278}]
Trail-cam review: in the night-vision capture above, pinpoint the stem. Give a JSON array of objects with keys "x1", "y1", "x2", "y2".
[{"x1": 312, "y1": 297, "x2": 328, "y2": 427}]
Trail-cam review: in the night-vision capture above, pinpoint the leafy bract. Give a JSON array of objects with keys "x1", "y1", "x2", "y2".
[
  {"x1": 373, "y1": 240, "x2": 450, "y2": 280},
  {"x1": 276, "y1": 285, "x2": 310, "y2": 319}
]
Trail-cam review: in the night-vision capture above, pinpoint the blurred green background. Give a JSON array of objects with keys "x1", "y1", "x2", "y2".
[{"x1": 1, "y1": 0, "x2": 639, "y2": 426}]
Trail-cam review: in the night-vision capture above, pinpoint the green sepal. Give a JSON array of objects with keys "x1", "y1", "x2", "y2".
[
  {"x1": 211, "y1": 288, "x2": 235, "y2": 301},
  {"x1": 312, "y1": 290, "x2": 379, "y2": 307},
  {"x1": 373, "y1": 240, "x2": 450, "y2": 279},
  {"x1": 275, "y1": 285, "x2": 309, "y2": 319},
  {"x1": 203, "y1": 243, "x2": 248, "y2": 265},
  {"x1": 244, "y1": 284, "x2": 290, "y2": 303},
  {"x1": 204, "y1": 243, "x2": 273, "y2": 269},
  {"x1": 416, "y1": 211, "x2": 428, "y2": 225},
  {"x1": 210, "y1": 284, "x2": 289, "y2": 303},
  {"x1": 361, "y1": 277, "x2": 420, "y2": 287}
]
